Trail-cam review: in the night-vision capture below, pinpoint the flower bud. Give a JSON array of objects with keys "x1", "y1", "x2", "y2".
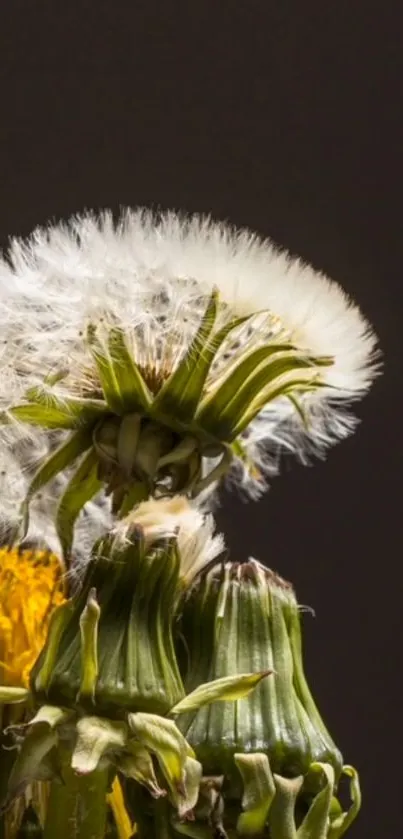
[
  {"x1": 175, "y1": 559, "x2": 360, "y2": 837},
  {"x1": 30, "y1": 515, "x2": 186, "y2": 716}
]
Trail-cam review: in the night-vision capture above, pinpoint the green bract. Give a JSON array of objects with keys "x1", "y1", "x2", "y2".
[{"x1": 1, "y1": 290, "x2": 333, "y2": 563}]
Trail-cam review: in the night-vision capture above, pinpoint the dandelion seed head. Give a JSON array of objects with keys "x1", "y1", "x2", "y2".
[{"x1": 0, "y1": 209, "x2": 380, "y2": 508}]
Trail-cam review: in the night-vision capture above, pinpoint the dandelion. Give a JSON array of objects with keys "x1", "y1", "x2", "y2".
[
  {"x1": 3, "y1": 499, "x2": 266, "y2": 836},
  {"x1": 0, "y1": 211, "x2": 378, "y2": 563}
]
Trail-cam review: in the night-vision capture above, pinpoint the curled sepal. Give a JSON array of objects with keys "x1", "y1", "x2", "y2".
[
  {"x1": 4, "y1": 722, "x2": 58, "y2": 805},
  {"x1": 29, "y1": 705, "x2": 73, "y2": 729},
  {"x1": 128, "y1": 712, "x2": 194, "y2": 798},
  {"x1": 78, "y1": 587, "x2": 100, "y2": 702},
  {"x1": 235, "y1": 752, "x2": 276, "y2": 835},
  {"x1": 71, "y1": 716, "x2": 128, "y2": 775},
  {"x1": 328, "y1": 766, "x2": 361, "y2": 839},
  {"x1": 297, "y1": 764, "x2": 335, "y2": 839},
  {"x1": 0, "y1": 686, "x2": 29, "y2": 703},
  {"x1": 174, "y1": 756, "x2": 203, "y2": 819},
  {"x1": 268, "y1": 775, "x2": 304, "y2": 839},
  {"x1": 168, "y1": 671, "x2": 271, "y2": 717},
  {"x1": 119, "y1": 742, "x2": 166, "y2": 799}
]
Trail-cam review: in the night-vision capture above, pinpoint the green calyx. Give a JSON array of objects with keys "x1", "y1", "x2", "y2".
[
  {"x1": 2, "y1": 290, "x2": 333, "y2": 563},
  {"x1": 178, "y1": 560, "x2": 342, "y2": 787}
]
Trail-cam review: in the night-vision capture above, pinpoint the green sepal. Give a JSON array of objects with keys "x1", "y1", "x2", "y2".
[
  {"x1": 118, "y1": 742, "x2": 166, "y2": 799},
  {"x1": 24, "y1": 383, "x2": 108, "y2": 424},
  {"x1": 78, "y1": 588, "x2": 101, "y2": 703},
  {"x1": 174, "y1": 755, "x2": 203, "y2": 818},
  {"x1": 29, "y1": 705, "x2": 73, "y2": 729},
  {"x1": 2, "y1": 403, "x2": 80, "y2": 430},
  {"x1": 197, "y1": 346, "x2": 332, "y2": 440},
  {"x1": 18, "y1": 426, "x2": 93, "y2": 542},
  {"x1": 327, "y1": 766, "x2": 361, "y2": 839},
  {"x1": 115, "y1": 481, "x2": 149, "y2": 517},
  {"x1": 56, "y1": 447, "x2": 103, "y2": 562},
  {"x1": 158, "y1": 435, "x2": 198, "y2": 469},
  {"x1": 117, "y1": 412, "x2": 142, "y2": 476},
  {"x1": 268, "y1": 774, "x2": 303, "y2": 839},
  {"x1": 71, "y1": 716, "x2": 128, "y2": 775},
  {"x1": 4, "y1": 722, "x2": 58, "y2": 804},
  {"x1": 235, "y1": 752, "x2": 275, "y2": 835},
  {"x1": 297, "y1": 763, "x2": 335, "y2": 839},
  {"x1": 233, "y1": 380, "x2": 331, "y2": 438},
  {"x1": 191, "y1": 444, "x2": 233, "y2": 496},
  {"x1": 168, "y1": 671, "x2": 271, "y2": 716},
  {"x1": 151, "y1": 289, "x2": 219, "y2": 420},
  {"x1": 87, "y1": 323, "x2": 126, "y2": 415},
  {"x1": 32, "y1": 601, "x2": 75, "y2": 694},
  {"x1": 127, "y1": 712, "x2": 194, "y2": 796},
  {"x1": 108, "y1": 327, "x2": 152, "y2": 412}
]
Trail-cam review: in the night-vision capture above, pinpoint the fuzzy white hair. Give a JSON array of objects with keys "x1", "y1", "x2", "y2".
[
  {"x1": 0, "y1": 209, "x2": 379, "y2": 521},
  {"x1": 113, "y1": 496, "x2": 225, "y2": 586}
]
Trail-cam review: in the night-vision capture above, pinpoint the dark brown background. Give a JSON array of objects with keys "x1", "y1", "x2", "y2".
[{"x1": 1, "y1": 3, "x2": 402, "y2": 837}]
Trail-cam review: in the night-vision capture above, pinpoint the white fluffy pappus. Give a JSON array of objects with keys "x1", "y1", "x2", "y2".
[
  {"x1": 0, "y1": 208, "x2": 380, "y2": 508},
  {"x1": 112, "y1": 496, "x2": 225, "y2": 587}
]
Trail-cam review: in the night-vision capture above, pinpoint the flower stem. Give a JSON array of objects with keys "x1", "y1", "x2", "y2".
[{"x1": 43, "y1": 746, "x2": 109, "y2": 839}]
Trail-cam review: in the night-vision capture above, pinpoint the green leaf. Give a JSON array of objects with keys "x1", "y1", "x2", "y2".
[
  {"x1": 235, "y1": 752, "x2": 275, "y2": 835},
  {"x1": 18, "y1": 427, "x2": 93, "y2": 541},
  {"x1": 108, "y1": 327, "x2": 152, "y2": 412},
  {"x1": 86, "y1": 323, "x2": 125, "y2": 415},
  {"x1": 0, "y1": 686, "x2": 29, "y2": 703},
  {"x1": 152, "y1": 290, "x2": 251, "y2": 422},
  {"x1": 168, "y1": 671, "x2": 271, "y2": 716},
  {"x1": 197, "y1": 345, "x2": 331, "y2": 440},
  {"x1": 56, "y1": 448, "x2": 103, "y2": 562}
]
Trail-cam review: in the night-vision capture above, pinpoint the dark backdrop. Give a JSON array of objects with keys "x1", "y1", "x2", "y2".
[{"x1": 1, "y1": 3, "x2": 401, "y2": 837}]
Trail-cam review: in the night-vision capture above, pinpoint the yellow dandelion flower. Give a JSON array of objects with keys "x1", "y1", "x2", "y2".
[
  {"x1": 0, "y1": 546, "x2": 134, "y2": 839},
  {"x1": 0, "y1": 547, "x2": 65, "y2": 688}
]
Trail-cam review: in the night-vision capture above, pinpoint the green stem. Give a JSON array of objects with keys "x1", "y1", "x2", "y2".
[{"x1": 43, "y1": 747, "x2": 108, "y2": 839}]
